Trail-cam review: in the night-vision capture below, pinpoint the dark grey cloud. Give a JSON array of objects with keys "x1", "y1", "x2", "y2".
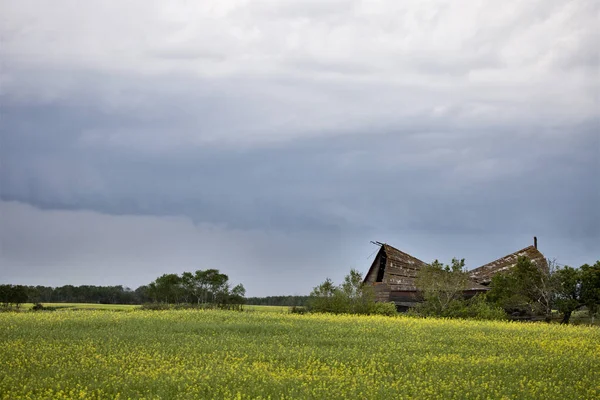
[
  {"x1": 0, "y1": 1, "x2": 598, "y2": 294},
  {"x1": 2, "y1": 87, "x2": 598, "y2": 238}
]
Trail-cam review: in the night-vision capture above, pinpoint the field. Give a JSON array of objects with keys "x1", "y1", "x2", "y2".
[
  {"x1": 1, "y1": 310, "x2": 599, "y2": 399},
  {"x1": 22, "y1": 303, "x2": 289, "y2": 313},
  {"x1": 23, "y1": 303, "x2": 138, "y2": 311}
]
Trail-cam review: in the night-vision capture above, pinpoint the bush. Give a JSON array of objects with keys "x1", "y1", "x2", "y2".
[
  {"x1": 140, "y1": 303, "x2": 172, "y2": 310},
  {"x1": 290, "y1": 306, "x2": 308, "y2": 314},
  {"x1": 410, "y1": 295, "x2": 506, "y2": 321},
  {"x1": 368, "y1": 302, "x2": 397, "y2": 316},
  {"x1": 307, "y1": 270, "x2": 398, "y2": 316},
  {"x1": 31, "y1": 303, "x2": 56, "y2": 312}
]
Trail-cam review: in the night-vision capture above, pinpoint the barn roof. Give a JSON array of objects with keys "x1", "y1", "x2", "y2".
[
  {"x1": 382, "y1": 243, "x2": 429, "y2": 272},
  {"x1": 364, "y1": 243, "x2": 488, "y2": 291},
  {"x1": 468, "y1": 245, "x2": 547, "y2": 285}
]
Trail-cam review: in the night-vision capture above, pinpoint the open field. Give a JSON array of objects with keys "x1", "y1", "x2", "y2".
[
  {"x1": 1, "y1": 310, "x2": 598, "y2": 399},
  {"x1": 243, "y1": 305, "x2": 290, "y2": 313},
  {"x1": 22, "y1": 303, "x2": 139, "y2": 311},
  {"x1": 20, "y1": 303, "x2": 290, "y2": 313}
]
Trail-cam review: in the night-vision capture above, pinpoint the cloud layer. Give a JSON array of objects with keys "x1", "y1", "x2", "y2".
[{"x1": 1, "y1": 0, "x2": 598, "y2": 294}]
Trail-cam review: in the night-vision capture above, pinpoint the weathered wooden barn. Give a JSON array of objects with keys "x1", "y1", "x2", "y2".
[
  {"x1": 362, "y1": 243, "x2": 488, "y2": 311},
  {"x1": 363, "y1": 238, "x2": 546, "y2": 311}
]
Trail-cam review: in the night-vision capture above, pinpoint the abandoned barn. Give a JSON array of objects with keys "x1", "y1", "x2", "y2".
[{"x1": 363, "y1": 238, "x2": 546, "y2": 311}]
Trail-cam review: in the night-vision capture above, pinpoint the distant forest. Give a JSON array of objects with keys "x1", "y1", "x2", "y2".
[{"x1": 0, "y1": 284, "x2": 308, "y2": 307}]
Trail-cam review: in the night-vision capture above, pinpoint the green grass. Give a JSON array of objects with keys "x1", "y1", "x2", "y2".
[
  {"x1": 21, "y1": 303, "x2": 290, "y2": 313},
  {"x1": 22, "y1": 303, "x2": 139, "y2": 311},
  {"x1": 1, "y1": 310, "x2": 598, "y2": 399},
  {"x1": 243, "y1": 305, "x2": 290, "y2": 313}
]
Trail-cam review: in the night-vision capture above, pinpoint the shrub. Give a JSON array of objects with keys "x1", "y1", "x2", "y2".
[
  {"x1": 290, "y1": 306, "x2": 307, "y2": 314},
  {"x1": 410, "y1": 295, "x2": 506, "y2": 321},
  {"x1": 140, "y1": 303, "x2": 172, "y2": 311},
  {"x1": 308, "y1": 270, "x2": 397, "y2": 316},
  {"x1": 31, "y1": 303, "x2": 56, "y2": 312},
  {"x1": 369, "y1": 302, "x2": 397, "y2": 316}
]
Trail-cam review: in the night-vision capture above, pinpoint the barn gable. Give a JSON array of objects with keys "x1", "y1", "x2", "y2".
[
  {"x1": 469, "y1": 244, "x2": 547, "y2": 286},
  {"x1": 363, "y1": 243, "x2": 488, "y2": 310},
  {"x1": 362, "y1": 243, "x2": 428, "y2": 308}
]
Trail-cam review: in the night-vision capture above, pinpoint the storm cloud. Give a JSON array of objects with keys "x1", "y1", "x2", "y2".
[{"x1": 1, "y1": 0, "x2": 598, "y2": 295}]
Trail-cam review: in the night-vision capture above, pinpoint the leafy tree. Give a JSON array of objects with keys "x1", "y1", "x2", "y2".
[
  {"x1": 10, "y1": 286, "x2": 29, "y2": 308},
  {"x1": 414, "y1": 258, "x2": 468, "y2": 314},
  {"x1": 0, "y1": 285, "x2": 29, "y2": 308},
  {"x1": 149, "y1": 274, "x2": 183, "y2": 303},
  {"x1": 203, "y1": 269, "x2": 230, "y2": 304},
  {"x1": 228, "y1": 284, "x2": 246, "y2": 309},
  {"x1": 0, "y1": 285, "x2": 12, "y2": 307},
  {"x1": 554, "y1": 266, "x2": 582, "y2": 324},
  {"x1": 488, "y1": 257, "x2": 556, "y2": 320},
  {"x1": 308, "y1": 270, "x2": 395, "y2": 315},
  {"x1": 580, "y1": 261, "x2": 600, "y2": 323},
  {"x1": 231, "y1": 283, "x2": 246, "y2": 298}
]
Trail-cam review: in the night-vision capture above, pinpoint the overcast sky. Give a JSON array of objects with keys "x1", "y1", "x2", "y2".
[{"x1": 0, "y1": 0, "x2": 598, "y2": 296}]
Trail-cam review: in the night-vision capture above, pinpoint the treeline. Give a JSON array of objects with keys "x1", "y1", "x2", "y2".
[
  {"x1": 1, "y1": 268, "x2": 247, "y2": 309},
  {"x1": 245, "y1": 296, "x2": 310, "y2": 307},
  {"x1": 0, "y1": 285, "x2": 29, "y2": 308},
  {"x1": 0, "y1": 284, "x2": 142, "y2": 307}
]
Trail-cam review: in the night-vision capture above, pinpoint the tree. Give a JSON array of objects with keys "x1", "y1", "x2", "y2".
[
  {"x1": 180, "y1": 272, "x2": 196, "y2": 303},
  {"x1": 150, "y1": 274, "x2": 183, "y2": 303},
  {"x1": 554, "y1": 266, "x2": 582, "y2": 324},
  {"x1": 488, "y1": 256, "x2": 556, "y2": 321},
  {"x1": 228, "y1": 284, "x2": 246, "y2": 309},
  {"x1": 414, "y1": 258, "x2": 468, "y2": 314},
  {"x1": 11, "y1": 286, "x2": 29, "y2": 308},
  {"x1": 0, "y1": 285, "x2": 12, "y2": 307},
  {"x1": 203, "y1": 269, "x2": 230, "y2": 304},
  {"x1": 231, "y1": 284, "x2": 246, "y2": 298},
  {"x1": 0, "y1": 285, "x2": 29, "y2": 308},
  {"x1": 308, "y1": 278, "x2": 337, "y2": 313},
  {"x1": 580, "y1": 261, "x2": 600, "y2": 323},
  {"x1": 308, "y1": 270, "x2": 395, "y2": 315}
]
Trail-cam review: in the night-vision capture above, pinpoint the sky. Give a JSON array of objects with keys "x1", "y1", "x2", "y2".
[{"x1": 0, "y1": 0, "x2": 598, "y2": 296}]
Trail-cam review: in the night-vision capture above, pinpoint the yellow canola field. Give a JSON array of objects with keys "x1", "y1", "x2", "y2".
[{"x1": 1, "y1": 310, "x2": 598, "y2": 399}]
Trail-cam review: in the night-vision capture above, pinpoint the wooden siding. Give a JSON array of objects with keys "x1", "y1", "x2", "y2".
[{"x1": 362, "y1": 244, "x2": 429, "y2": 307}]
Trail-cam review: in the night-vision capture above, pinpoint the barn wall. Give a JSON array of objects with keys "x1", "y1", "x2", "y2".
[{"x1": 364, "y1": 250, "x2": 392, "y2": 302}]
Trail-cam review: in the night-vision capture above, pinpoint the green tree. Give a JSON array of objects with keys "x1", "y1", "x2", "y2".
[
  {"x1": 0, "y1": 285, "x2": 11, "y2": 307},
  {"x1": 228, "y1": 284, "x2": 246, "y2": 309},
  {"x1": 580, "y1": 261, "x2": 600, "y2": 323},
  {"x1": 488, "y1": 257, "x2": 555, "y2": 320},
  {"x1": 308, "y1": 278, "x2": 337, "y2": 313},
  {"x1": 554, "y1": 266, "x2": 582, "y2": 324},
  {"x1": 308, "y1": 270, "x2": 395, "y2": 315},
  {"x1": 10, "y1": 285, "x2": 29, "y2": 308},
  {"x1": 414, "y1": 258, "x2": 468, "y2": 314},
  {"x1": 150, "y1": 274, "x2": 183, "y2": 303},
  {"x1": 203, "y1": 269, "x2": 230, "y2": 304}
]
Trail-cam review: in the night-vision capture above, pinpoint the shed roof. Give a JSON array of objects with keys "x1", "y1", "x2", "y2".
[{"x1": 468, "y1": 245, "x2": 547, "y2": 285}]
